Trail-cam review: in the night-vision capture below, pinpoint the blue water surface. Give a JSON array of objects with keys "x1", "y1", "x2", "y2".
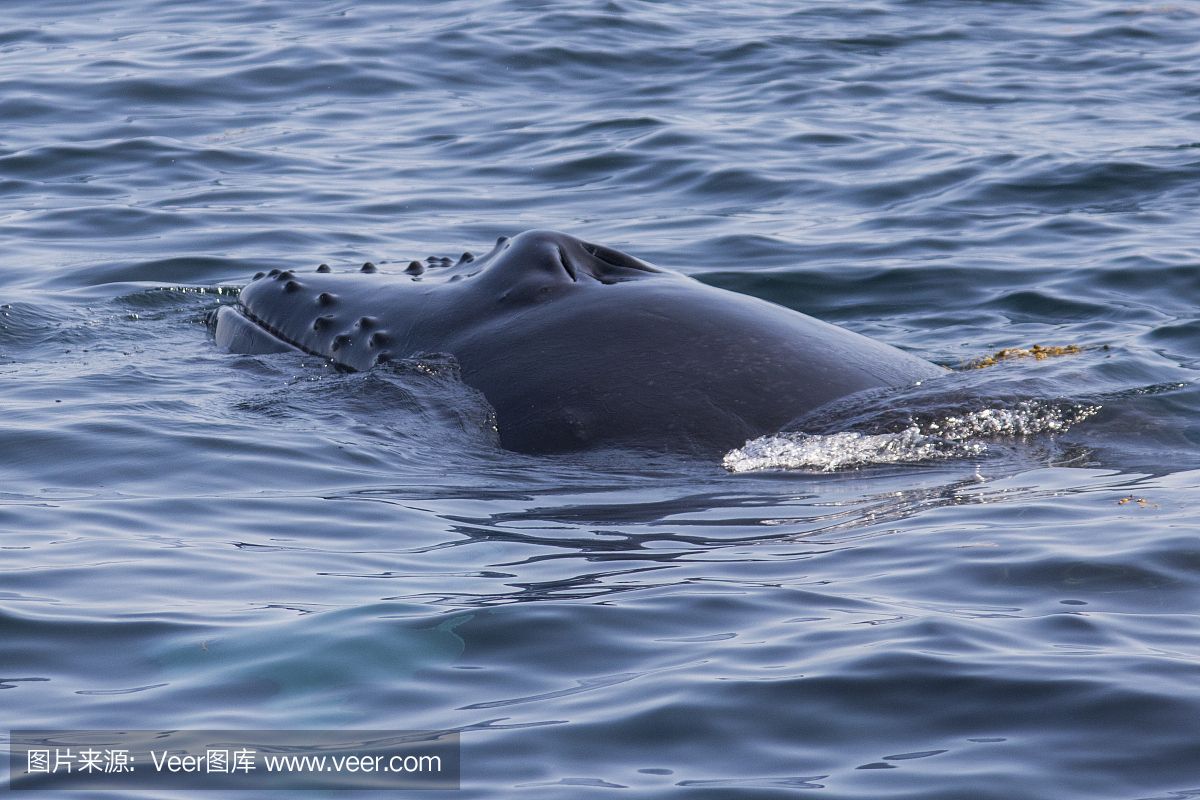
[{"x1": 2, "y1": 1, "x2": 1200, "y2": 798}]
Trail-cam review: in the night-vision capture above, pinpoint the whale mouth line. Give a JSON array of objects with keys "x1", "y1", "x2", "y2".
[{"x1": 235, "y1": 300, "x2": 347, "y2": 367}]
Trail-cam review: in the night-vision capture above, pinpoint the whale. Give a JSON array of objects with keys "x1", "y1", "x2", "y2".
[{"x1": 212, "y1": 230, "x2": 946, "y2": 455}]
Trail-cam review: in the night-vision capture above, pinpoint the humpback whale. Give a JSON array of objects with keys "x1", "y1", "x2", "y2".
[{"x1": 213, "y1": 230, "x2": 945, "y2": 455}]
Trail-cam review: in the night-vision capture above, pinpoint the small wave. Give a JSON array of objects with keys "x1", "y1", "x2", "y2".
[{"x1": 724, "y1": 401, "x2": 1100, "y2": 473}]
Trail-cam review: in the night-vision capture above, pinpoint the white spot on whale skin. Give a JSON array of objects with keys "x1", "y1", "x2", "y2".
[{"x1": 723, "y1": 401, "x2": 1100, "y2": 473}]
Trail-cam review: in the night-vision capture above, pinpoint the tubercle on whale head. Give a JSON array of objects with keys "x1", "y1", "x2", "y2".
[
  {"x1": 232, "y1": 231, "x2": 683, "y2": 369},
  {"x1": 248, "y1": 231, "x2": 666, "y2": 290}
]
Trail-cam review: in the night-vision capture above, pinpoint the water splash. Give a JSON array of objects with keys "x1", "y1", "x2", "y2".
[{"x1": 723, "y1": 401, "x2": 1100, "y2": 473}]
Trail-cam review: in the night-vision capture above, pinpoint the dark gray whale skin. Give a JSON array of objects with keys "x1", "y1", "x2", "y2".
[{"x1": 213, "y1": 230, "x2": 946, "y2": 455}]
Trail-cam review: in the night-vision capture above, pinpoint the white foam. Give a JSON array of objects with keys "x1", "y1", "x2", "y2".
[
  {"x1": 927, "y1": 403, "x2": 1099, "y2": 440},
  {"x1": 723, "y1": 401, "x2": 1100, "y2": 473}
]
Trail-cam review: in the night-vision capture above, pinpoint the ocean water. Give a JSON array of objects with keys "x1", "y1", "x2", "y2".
[{"x1": 2, "y1": 0, "x2": 1200, "y2": 797}]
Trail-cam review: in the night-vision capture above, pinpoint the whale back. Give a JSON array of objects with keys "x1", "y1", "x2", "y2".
[{"x1": 216, "y1": 230, "x2": 946, "y2": 454}]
